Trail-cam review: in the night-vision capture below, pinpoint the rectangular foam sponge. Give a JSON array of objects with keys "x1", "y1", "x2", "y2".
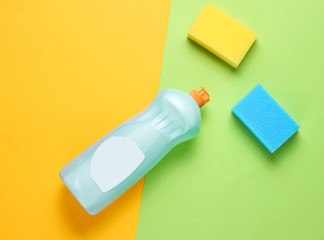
[
  {"x1": 187, "y1": 2, "x2": 257, "y2": 68},
  {"x1": 232, "y1": 84, "x2": 300, "y2": 153}
]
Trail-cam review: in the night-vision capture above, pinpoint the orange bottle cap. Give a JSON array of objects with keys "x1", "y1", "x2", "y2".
[{"x1": 189, "y1": 87, "x2": 210, "y2": 108}]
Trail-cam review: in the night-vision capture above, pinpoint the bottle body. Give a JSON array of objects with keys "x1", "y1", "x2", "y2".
[{"x1": 60, "y1": 89, "x2": 202, "y2": 214}]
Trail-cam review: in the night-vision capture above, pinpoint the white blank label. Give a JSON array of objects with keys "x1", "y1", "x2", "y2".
[{"x1": 90, "y1": 136, "x2": 145, "y2": 192}]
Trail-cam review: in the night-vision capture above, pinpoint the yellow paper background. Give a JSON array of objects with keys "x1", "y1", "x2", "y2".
[{"x1": 0, "y1": 0, "x2": 171, "y2": 239}]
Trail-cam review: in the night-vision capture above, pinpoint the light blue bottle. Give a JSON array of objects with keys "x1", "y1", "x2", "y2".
[{"x1": 60, "y1": 87, "x2": 209, "y2": 215}]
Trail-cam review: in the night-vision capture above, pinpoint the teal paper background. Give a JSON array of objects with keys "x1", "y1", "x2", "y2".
[{"x1": 137, "y1": 0, "x2": 324, "y2": 239}]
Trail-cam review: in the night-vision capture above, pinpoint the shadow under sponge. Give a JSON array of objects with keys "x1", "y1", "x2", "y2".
[{"x1": 232, "y1": 84, "x2": 300, "y2": 153}]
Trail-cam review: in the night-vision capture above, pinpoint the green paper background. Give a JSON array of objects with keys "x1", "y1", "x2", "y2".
[{"x1": 136, "y1": 0, "x2": 324, "y2": 239}]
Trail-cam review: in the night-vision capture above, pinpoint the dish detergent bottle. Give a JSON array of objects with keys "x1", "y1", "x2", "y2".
[{"x1": 60, "y1": 87, "x2": 209, "y2": 214}]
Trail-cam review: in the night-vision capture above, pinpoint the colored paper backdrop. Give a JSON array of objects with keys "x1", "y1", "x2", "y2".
[
  {"x1": 136, "y1": 0, "x2": 324, "y2": 239},
  {"x1": 0, "y1": 0, "x2": 170, "y2": 239}
]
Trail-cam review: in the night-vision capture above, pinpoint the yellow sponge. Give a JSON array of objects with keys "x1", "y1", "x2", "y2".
[{"x1": 188, "y1": 2, "x2": 257, "y2": 68}]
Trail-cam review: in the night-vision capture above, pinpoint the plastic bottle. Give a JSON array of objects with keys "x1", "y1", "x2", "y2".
[{"x1": 60, "y1": 87, "x2": 209, "y2": 215}]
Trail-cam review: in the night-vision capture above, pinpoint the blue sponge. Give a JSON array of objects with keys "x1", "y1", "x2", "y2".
[{"x1": 232, "y1": 84, "x2": 300, "y2": 153}]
